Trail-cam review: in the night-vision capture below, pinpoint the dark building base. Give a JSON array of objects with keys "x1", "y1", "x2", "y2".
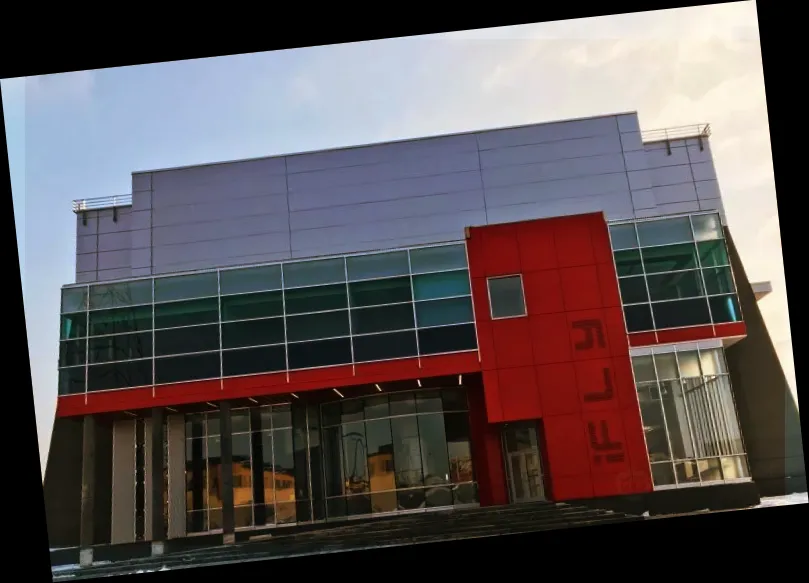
[{"x1": 575, "y1": 481, "x2": 761, "y2": 516}]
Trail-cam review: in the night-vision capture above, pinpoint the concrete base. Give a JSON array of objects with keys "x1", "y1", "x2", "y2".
[
  {"x1": 79, "y1": 548, "x2": 94, "y2": 567},
  {"x1": 223, "y1": 533, "x2": 236, "y2": 545},
  {"x1": 151, "y1": 541, "x2": 165, "y2": 556},
  {"x1": 576, "y1": 480, "x2": 761, "y2": 516}
]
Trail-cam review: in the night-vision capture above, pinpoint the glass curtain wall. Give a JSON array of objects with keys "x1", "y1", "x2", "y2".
[
  {"x1": 321, "y1": 387, "x2": 477, "y2": 519},
  {"x1": 58, "y1": 243, "x2": 477, "y2": 396},
  {"x1": 632, "y1": 346, "x2": 749, "y2": 488},
  {"x1": 184, "y1": 404, "x2": 299, "y2": 534},
  {"x1": 609, "y1": 212, "x2": 743, "y2": 333}
]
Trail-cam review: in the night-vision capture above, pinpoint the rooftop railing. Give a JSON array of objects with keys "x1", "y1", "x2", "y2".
[
  {"x1": 72, "y1": 194, "x2": 133, "y2": 214},
  {"x1": 641, "y1": 123, "x2": 711, "y2": 145}
]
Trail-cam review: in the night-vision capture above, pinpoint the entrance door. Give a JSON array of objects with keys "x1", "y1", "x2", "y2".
[{"x1": 502, "y1": 422, "x2": 546, "y2": 503}]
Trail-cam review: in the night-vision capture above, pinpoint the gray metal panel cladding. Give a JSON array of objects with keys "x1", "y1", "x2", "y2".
[{"x1": 72, "y1": 113, "x2": 727, "y2": 281}]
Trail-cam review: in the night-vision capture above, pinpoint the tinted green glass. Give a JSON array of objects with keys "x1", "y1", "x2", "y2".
[
  {"x1": 416, "y1": 297, "x2": 474, "y2": 328},
  {"x1": 154, "y1": 298, "x2": 218, "y2": 329},
  {"x1": 222, "y1": 318, "x2": 285, "y2": 349},
  {"x1": 222, "y1": 345, "x2": 287, "y2": 376},
  {"x1": 348, "y1": 277, "x2": 412, "y2": 307},
  {"x1": 89, "y1": 332, "x2": 152, "y2": 363},
  {"x1": 691, "y1": 213, "x2": 723, "y2": 242},
  {"x1": 155, "y1": 353, "x2": 221, "y2": 385},
  {"x1": 283, "y1": 258, "x2": 345, "y2": 288},
  {"x1": 220, "y1": 265, "x2": 282, "y2": 295},
  {"x1": 286, "y1": 338, "x2": 352, "y2": 370},
  {"x1": 346, "y1": 251, "x2": 410, "y2": 281},
  {"x1": 651, "y1": 298, "x2": 711, "y2": 329},
  {"x1": 154, "y1": 325, "x2": 220, "y2": 356},
  {"x1": 623, "y1": 304, "x2": 654, "y2": 332},
  {"x1": 221, "y1": 291, "x2": 283, "y2": 321},
  {"x1": 351, "y1": 304, "x2": 415, "y2": 335},
  {"x1": 409, "y1": 245, "x2": 467, "y2": 274},
  {"x1": 284, "y1": 284, "x2": 347, "y2": 314},
  {"x1": 619, "y1": 276, "x2": 648, "y2": 304},
  {"x1": 89, "y1": 280, "x2": 153, "y2": 310},
  {"x1": 59, "y1": 339, "x2": 86, "y2": 367},
  {"x1": 642, "y1": 243, "x2": 699, "y2": 274},
  {"x1": 412, "y1": 271, "x2": 470, "y2": 301},
  {"x1": 609, "y1": 224, "x2": 639, "y2": 250},
  {"x1": 636, "y1": 217, "x2": 693, "y2": 247},
  {"x1": 59, "y1": 367, "x2": 86, "y2": 395},
  {"x1": 286, "y1": 310, "x2": 350, "y2": 343},
  {"x1": 154, "y1": 272, "x2": 218, "y2": 302},
  {"x1": 61, "y1": 287, "x2": 88, "y2": 313},
  {"x1": 703, "y1": 267, "x2": 736, "y2": 296},
  {"x1": 417, "y1": 324, "x2": 477, "y2": 355},
  {"x1": 352, "y1": 331, "x2": 418, "y2": 363},
  {"x1": 709, "y1": 294, "x2": 742, "y2": 323},
  {"x1": 61, "y1": 312, "x2": 88, "y2": 340},
  {"x1": 87, "y1": 360, "x2": 153, "y2": 391},
  {"x1": 89, "y1": 305, "x2": 152, "y2": 336},
  {"x1": 487, "y1": 276, "x2": 525, "y2": 319},
  {"x1": 613, "y1": 249, "x2": 643, "y2": 277},
  {"x1": 646, "y1": 270, "x2": 704, "y2": 302},
  {"x1": 698, "y1": 240, "x2": 730, "y2": 267}
]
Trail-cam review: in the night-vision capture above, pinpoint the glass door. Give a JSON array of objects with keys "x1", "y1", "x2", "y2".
[{"x1": 502, "y1": 422, "x2": 546, "y2": 503}]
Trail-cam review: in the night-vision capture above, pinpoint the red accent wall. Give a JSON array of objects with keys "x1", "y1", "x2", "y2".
[
  {"x1": 466, "y1": 212, "x2": 654, "y2": 501},
  {"x1": 56, "y1": 352, "x2": 482, "y2": 417},
  {"x1": 628, "y1": 322, "x2": 747, "y2": 347}
]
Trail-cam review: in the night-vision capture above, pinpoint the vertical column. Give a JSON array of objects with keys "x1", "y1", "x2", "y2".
[
  {"x1": 249, "y1": 408, "x2": 267, "y2": 526},
  {"x1": 220, "y1": 401, "x2": 235, "y2": 544},
  {"x1": 111, "y1": 419, "x2": 136, "y2": 544},
  {"x1": 79, "y1": 415, "x2": 96, "y2": 567},
  {"x1": 142, "y1": 418, "x2": 152, "y2": 541},
  {"x1": 166, "y1": 414, "x2": 186, "y2": 539},
  {"x1": 150, "y1": 408, "x2": 166, "y2": 555},
  {"x1": 292, "y1": 403, "x2": 312, "y2": 523}
]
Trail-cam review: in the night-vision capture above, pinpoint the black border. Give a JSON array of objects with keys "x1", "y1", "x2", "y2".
[{"x1": 2, "y1": 1, "x2": 803, "y2": 581}]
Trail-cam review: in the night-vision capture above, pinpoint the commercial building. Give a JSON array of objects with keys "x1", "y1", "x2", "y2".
[{"x1": 43, "y1": 112, "x2": 804, "y2": 553}]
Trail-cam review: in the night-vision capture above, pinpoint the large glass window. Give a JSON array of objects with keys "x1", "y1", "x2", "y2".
[
  {"x1": 633, "y1": 347, "x2": 749, "y2": 488},
  {"x1": 185, "y1": 404, "x2": 297, "y2": 533},
  {"x1": 64, "y1": 242, "x2": 478, "y2": 394},
  {"x1": 320, "y1": 388, "x2": 477, "y2": 518},
  {"x1": 612, "y1": 213, "x2": 743, "y2": 332}
]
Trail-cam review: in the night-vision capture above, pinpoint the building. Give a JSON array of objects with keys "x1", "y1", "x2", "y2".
[{"x1": 44, "y1": 112, "x2": 804, "y2": 555}]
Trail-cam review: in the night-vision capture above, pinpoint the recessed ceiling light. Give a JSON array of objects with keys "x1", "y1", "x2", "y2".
[
  {"x1": 248, "y1": 398, "x2": 259, "y2": 404},
  {"x1": 375, "y1": 384, "x2": 382, "y2": 392},
  {"x1": 417, "y1": 379, "x2": 422, "y2": 387},
  {"x1": 291, "y1": 393, "x2": 300, "y2": 399},
  {"x1": 333, "y1": 389, "x2": 345, "y2": 398},
  {"x1": 458, "y1": 374, "x2": 463, "y2": 385}
]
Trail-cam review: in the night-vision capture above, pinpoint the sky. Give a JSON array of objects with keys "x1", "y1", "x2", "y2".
[{"x1": 3, "y1": 1, "x2": 791, "y2": 473}]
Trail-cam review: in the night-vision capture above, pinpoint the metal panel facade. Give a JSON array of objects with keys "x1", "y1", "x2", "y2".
[{"x1": 73, "y1": 113, "x2": 726, "y2": 282}]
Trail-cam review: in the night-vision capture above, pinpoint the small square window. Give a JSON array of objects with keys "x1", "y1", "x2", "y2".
[{"x1": 487, "y1": 275, "x2": 526, "y2": 319}]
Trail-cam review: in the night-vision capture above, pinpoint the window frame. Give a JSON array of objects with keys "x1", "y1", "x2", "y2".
[{"x1": 486, "y1": 274, "x2": 528, "y2": 320}]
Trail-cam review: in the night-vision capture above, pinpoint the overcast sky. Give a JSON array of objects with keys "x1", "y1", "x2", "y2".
[{"x1": 3, "y1": 1, "x2": 790, "y2": 472}]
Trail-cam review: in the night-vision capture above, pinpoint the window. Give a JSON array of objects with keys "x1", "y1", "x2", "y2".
[
  {"x1": 66, "y1": 242, "x2": 480, "y2": 394},
  {"x1": 487, "y1": 275, "x2": 526, "y2": 319},
  {"x1": 612, "y1": 214, "x2": 743, "y2": 333},
  {"x1": 632, "y1": 348, "x2": 749, "y2": 489}
]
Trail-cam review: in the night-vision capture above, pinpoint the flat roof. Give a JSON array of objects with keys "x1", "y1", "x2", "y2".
[{"x1": 130, "y1": 110, "x2": 641, "y2": 176}]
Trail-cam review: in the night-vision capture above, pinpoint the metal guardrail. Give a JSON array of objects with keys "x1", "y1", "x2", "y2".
[
  {"x1": 641, "y1": 124, "x2": 711, "y2": 144},
  {"x1": 72, "y1": 194, "x2": 133, "y2": 214},
  {"x1": 68, "y1": 123, "x2": 710, "y2": 214}
]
